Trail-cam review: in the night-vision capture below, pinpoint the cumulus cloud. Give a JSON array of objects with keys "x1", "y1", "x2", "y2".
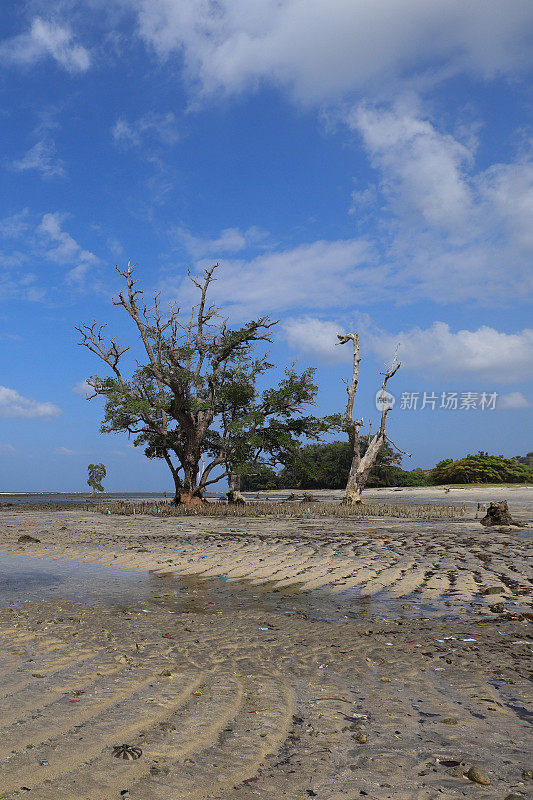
[
  {"x1": 0, "y1": 269, "x2": 44, "y2": 302},
  {"x1": 497, "y1": 392, "x2": 530, "y2": 409},
  {"x1": 351, "y1": 102, "x2": 474, "y2": 230},
  {"x1": 0, "y1": 209, "x2": 31, "y2": 238},
  {"x1": 112, "y1": 112, "x2": 180, "y2": 148},
  {"x1": 284, "y1": 318, "x2": 533, "y2": 383},
  {"x1": 133, "y1": 0, "x2": 533, "y2": 103},
  {"x1": 284, "y1": 317, "x2": 349, "y2": 362},
  {"x1": 347, "y1": 102, "x2": 533, "y2": 302},
  {"x1": 12, "y1": 140, "x2": 65, "y2": 178},
  {"x1": 0, "y1": 210, "x2": 102, "y2": 299},
  {"x1": 0, "y1": 386, "x2": 62, "y2": 419},
  {"x1": 368, "y1": 323, "x2": 533, "y2": 383},
  {"x1": 0, "y1": 18, "x2": 90, "y2": 73},
  {"x1": 169, "y1": 102, "x2": 532, "y2": 312}
]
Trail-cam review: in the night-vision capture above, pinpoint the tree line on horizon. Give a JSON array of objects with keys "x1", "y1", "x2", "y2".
[{"x1": 240, "y1": 447, "x2": 533, "y2": 490}]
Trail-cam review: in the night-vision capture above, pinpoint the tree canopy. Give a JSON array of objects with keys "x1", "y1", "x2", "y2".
[
  {"x1": 87, "y1": 463, "x2": 106, "y2": 495},
  {"x1": 241, "y1": 437, "x2": 402, "y2": 490},
  {"x1": 77, "y1": 263, "x2": 326, "y2": 503},
  {"x1": 431, "y1": 452, "x2": 533, "y2": 484},
  {"x1": 242, "y1": 448, "x2": 533, "y2": 490}
]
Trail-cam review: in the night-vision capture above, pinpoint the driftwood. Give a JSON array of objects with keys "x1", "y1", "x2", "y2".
[
  {"x1": 480, "y1": 500, "x2": 524, "y2": 527},
  {"x1": 300, "y1": 492, "x2": 318, "y2": 503}
]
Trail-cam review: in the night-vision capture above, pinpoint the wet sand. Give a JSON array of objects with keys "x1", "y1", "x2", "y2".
[{"x1": 0, "y1": 488, "x2": 531, "y2": 799}]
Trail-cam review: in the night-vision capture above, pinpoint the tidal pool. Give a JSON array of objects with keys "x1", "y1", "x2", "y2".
[{"x1": 0, "y1": 551, "x2": 439, "y2": 623}]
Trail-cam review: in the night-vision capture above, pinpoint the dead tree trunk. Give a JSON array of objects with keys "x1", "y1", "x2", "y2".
[
  {"x1": 336, "y1": 333, "x2": 406, "y2": 504},
  {"x1": 480, "y1": 500, "x2": 524, "y2": 527},
  {"x1": 227, "y1": 471, "x2": 246, "y2": 504}
]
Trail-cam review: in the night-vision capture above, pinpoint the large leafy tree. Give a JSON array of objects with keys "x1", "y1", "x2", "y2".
[{"x1": 77, "y1": 262, "x2": 324, "y2": 504}]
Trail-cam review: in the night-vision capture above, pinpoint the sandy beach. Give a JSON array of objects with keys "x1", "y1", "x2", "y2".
[{"x1": 0, "y1": 487, "x2": 531, "y2": 799}]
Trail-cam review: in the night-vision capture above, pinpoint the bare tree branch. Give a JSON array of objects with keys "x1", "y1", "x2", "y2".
[{"x1": 338, "y1": 333, "x2": 403, "y2": 504}]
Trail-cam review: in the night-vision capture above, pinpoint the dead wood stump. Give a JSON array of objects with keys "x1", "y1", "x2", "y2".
[{"x1": 480, "y1": 500, "x2": 524, "y2": 527}]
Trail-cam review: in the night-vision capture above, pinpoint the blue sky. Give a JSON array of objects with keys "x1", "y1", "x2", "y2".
[{"x1": 0, "y1": 1, "x2": 532, "y2": 492}]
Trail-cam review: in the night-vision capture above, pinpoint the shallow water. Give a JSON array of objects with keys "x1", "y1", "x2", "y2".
[
  {"x1": 0, "y1": 492, "x2": 171, "y2": 507},
  {"x1": 0, "y1": 552, "x2": 436, "y2": 621}
]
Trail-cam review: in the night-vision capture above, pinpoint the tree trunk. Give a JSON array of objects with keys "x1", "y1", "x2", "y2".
[
  {"x1": 172, "y1": 452, "x2": 204, "y2": 506},
  {"x1": 344, "y1": 439, "x2": 362, "y2": 503},
  {"x1": 227, "y1": 471, "x2": 246, "y2": 504},
  {"x1": 337, "y1": 332, "x2": 402, "y2": 505},
  {"x1": 228, "y1": 471, "x2": 240, "y2": 492},
  {"x1": 171, "y1": 471, "x2": 183, "y2": 506},
  {"x1": 344, "y1": 434, "x2": 383, "y2": 503}
]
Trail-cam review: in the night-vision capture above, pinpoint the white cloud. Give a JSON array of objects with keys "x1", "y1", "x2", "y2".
[
  {"x1": 72, "y1": 380, "x2": 93, "y2": 397},
  {"x1": 112, "y1": 112, "x2": 180, "y2": 148},
  {"x1": 38, "y1": 212, "x2": 99, "y2": 281},
  {"x1": 284, "y1": 317, "x2": 349, "y2": 362},
  {"x1": 0, "y1": 386, "x2": 62, "y2": 419},
  {"x1": 0, "y1": 269, "x2": 44, "y2": 302},
  {"x1": 107, "y1": 237, "x2": 124, "y2": 257},
  {"x1": 0, "y1": 443, "x2": 16, "y2": 455},
  {"x1": 347, "y1": 102, "x2": 533, "y2": 302},
  {"x1": 55, "y1": 446, "x2": 77, "y2": 455},
  {"x1": 284, "y1": 318, "x2": 533, "y2": 383},
  {"x1": 12, "y1": 140, "x2": 65, "y2": 178},
  {"x1": 497, "y1": 392, "x2": 530, "y2": 410},
  {"x1": 0, "y1": 209, "x2": 31, "y2": 238},
  {"x1": 351, "y1": 101, "x2": 474, "y2": 230},
  {"x1": 368, "y1": 323, "x2": 533, "y2": 383},
  {"x1": 133, "y1": 0, "x2": 533, "y2": 103},
  {"x1": 176, "y1": 238, "x2": 377, "y2": 317},
  {"x1": 169, "y1": 103, "x2": 532, "y2": 313},
  {"x1": 0, "y1": 210, "x2": 102, "y2": 299},
  {"x1": 174, "y1": 225, "x2": 268, "y2": 258},
  {"x1": 0, "y1": 18, "x2": 90, "y2": 73}
]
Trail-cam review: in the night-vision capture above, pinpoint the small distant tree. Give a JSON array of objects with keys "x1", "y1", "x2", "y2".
[
  {"x1": 513, "y1": 451, "x2": 533, "y2": 468},
  {"x1": 77, "y1": 262, "x2": 326, "y2": 505},
  {"x1": 87, "y1": 463, "x2": 106, "y2": 496},
  {"x1": 333, "y1": 332, "x2": 408, "y2": 503}
]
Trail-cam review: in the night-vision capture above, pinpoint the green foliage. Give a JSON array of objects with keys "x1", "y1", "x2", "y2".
[
  {"x1": 513, "y1": 451, "x2": 533, "y2": 468},
  {"x1": 243, "y1": 438, "x2": 402, "y2": 490},
  {"x1": 391, "y1": 467, "x2": 430, "y2": 486},
  {"x1": 430, "y1": 451, "x2": 533, "y2": 484},
  {"x1": 81, "y1": 265, "x2": 327, "y2": 496},
  {"x1": 240, "y1": 464, "x2": 280, "y2": 491},
  {"x1": 87, "y1": 463, "x2": 106, "y2": 493},
  {"x1": 242, "y1": 449, "x2": 533, "y2": 490}
]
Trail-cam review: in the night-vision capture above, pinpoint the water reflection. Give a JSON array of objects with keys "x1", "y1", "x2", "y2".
[{"x1": 0, "y1": 552, "x2": 432, "y2": 621}]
